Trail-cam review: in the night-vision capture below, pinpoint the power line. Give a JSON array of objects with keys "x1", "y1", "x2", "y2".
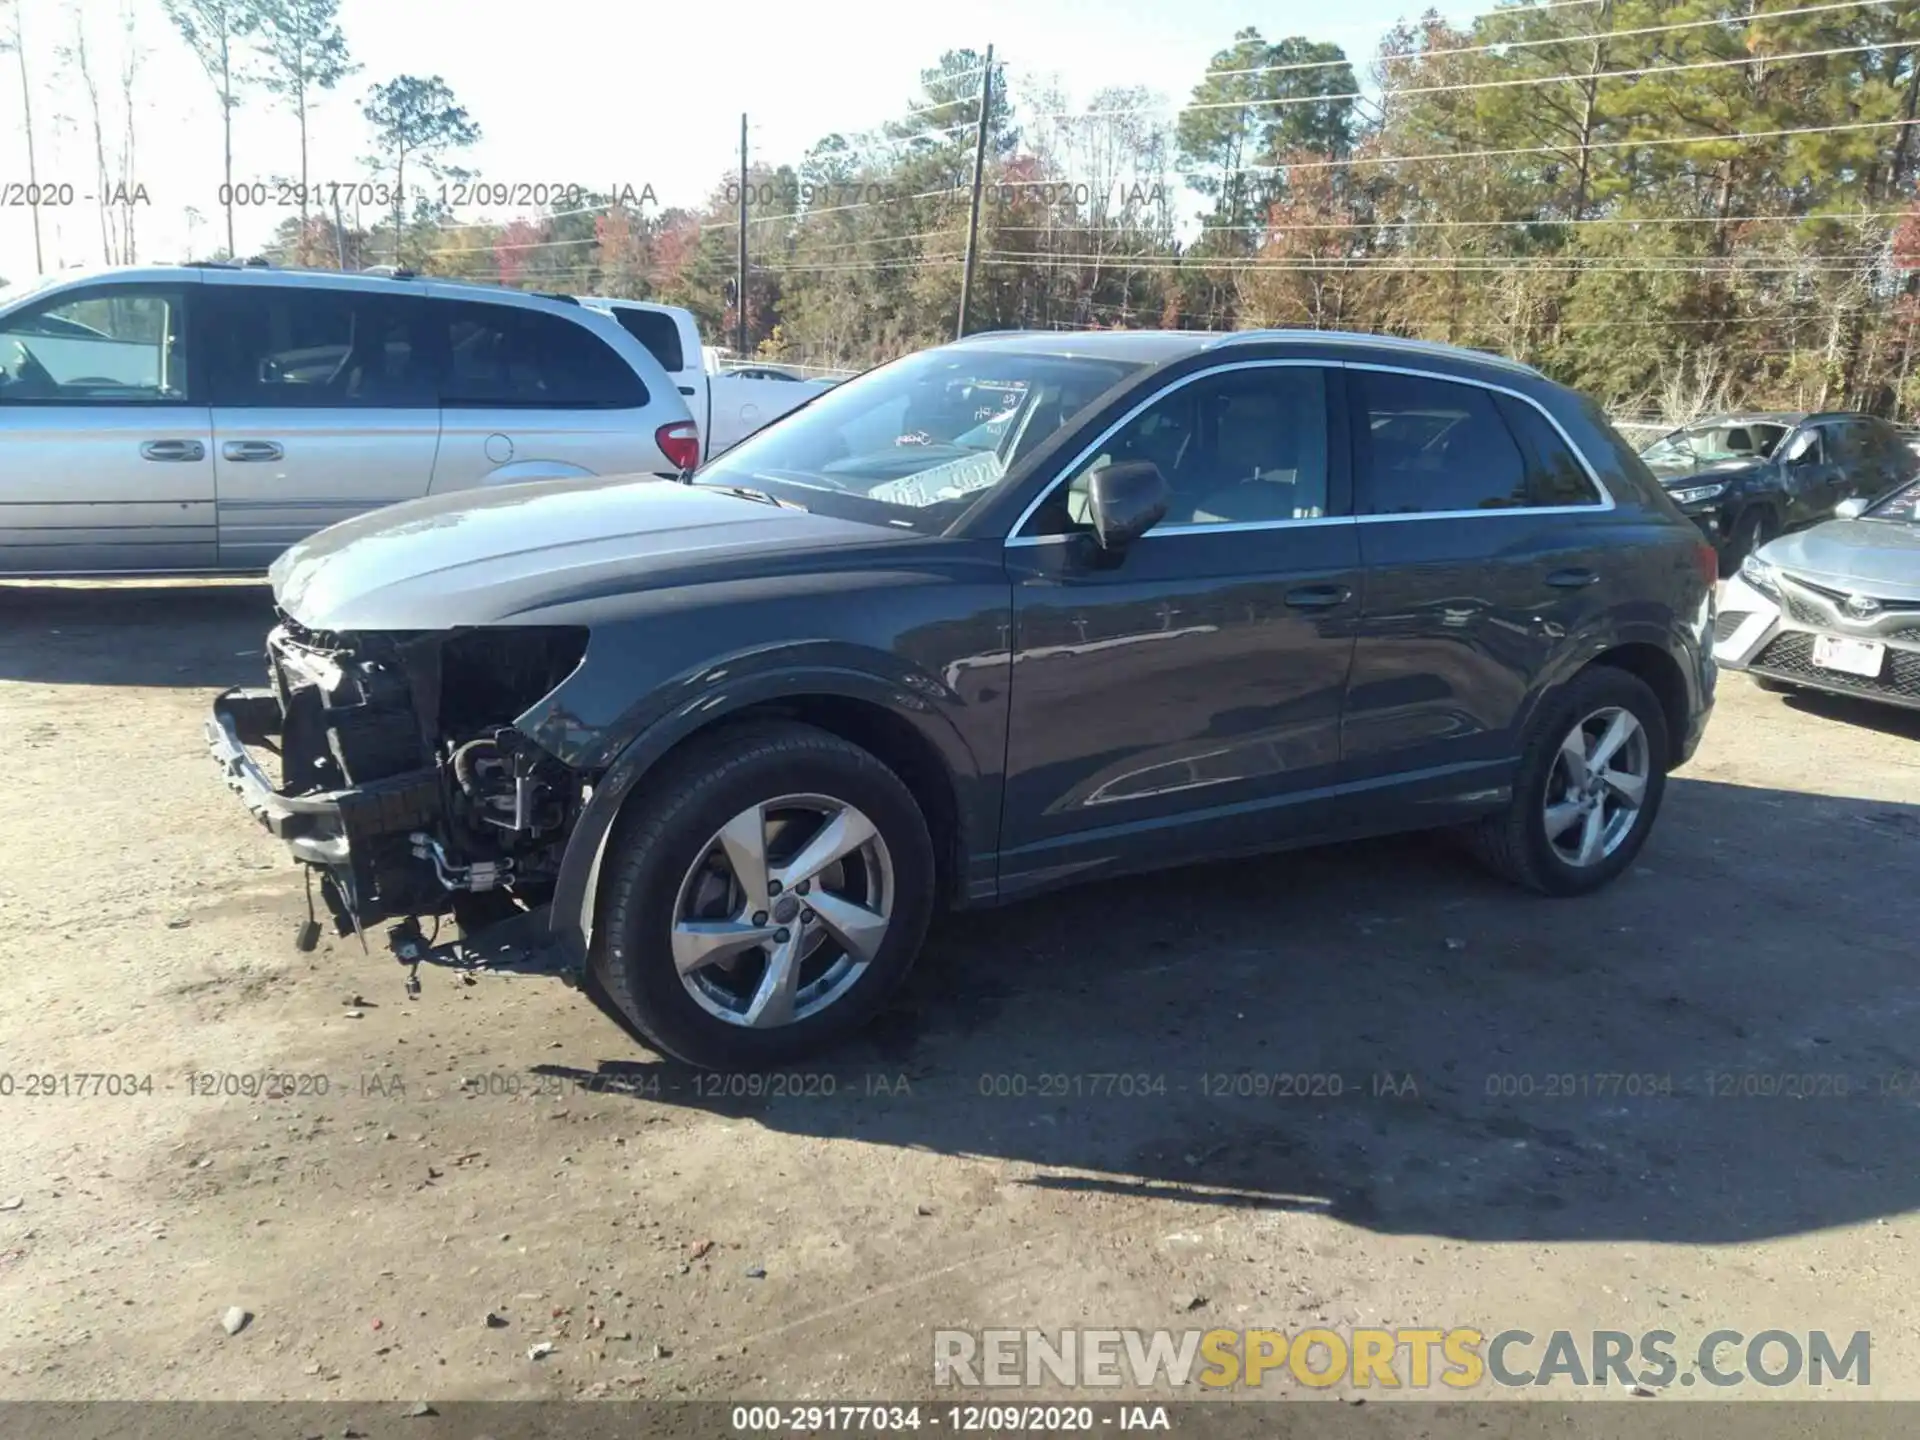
[
  {"x1": 1060, "y1": 40, "x2": 1897, "y2": 120},
  {"x1": 701, "y1": 184, "x2": 967, "y2": 231},
  {"x1": 1188, "y1": 0, "x2": 1612, "y2": 81},
  {"x1": 1214, "y1": 115, "x2": 1920, "y2": 175},
  {"x1": 1126, "y1": 0, "x2": 1886, "y2": 89},
  {"x1": 989, "y1": 209, "x2": 1907, "y2": 235},
  {"x1": 981, "y1": 250, "x2": 1890, "y2": 273}
]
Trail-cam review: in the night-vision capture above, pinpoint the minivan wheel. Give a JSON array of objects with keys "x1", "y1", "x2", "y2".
[
  {"x1": 590, "y1": 723, "x2": 936, "y2": 1069},
  {"x1": 1461, "y1": 667, "x2": 1670, "y2": 897}
]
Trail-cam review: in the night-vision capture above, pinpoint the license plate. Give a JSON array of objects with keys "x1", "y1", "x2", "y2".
[{"x1": 1811, "y1": 634, "x2": 1886, "y2": 678}]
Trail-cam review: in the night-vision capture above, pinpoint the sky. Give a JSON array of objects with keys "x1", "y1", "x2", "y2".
[{"x1": 0, "y1": 0, "x2": 1482, "y2": 284}]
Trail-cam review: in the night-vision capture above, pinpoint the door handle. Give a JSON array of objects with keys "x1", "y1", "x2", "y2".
[
  {"x1": 222, "y1": 440, "x2": 285, "y2": 462},
  {"x1": 1283, "y1": 584, "x2": 1352, "y2": 609},
  {"x1": 677, "y1": 385, "x2": 697, "y2": 396},
  {"x1": 1545, "y1": 567, "x2": 1599, "y2": 589},
  {"x1": 140, "y1": 439, "x2": 205, "y2": 462}
]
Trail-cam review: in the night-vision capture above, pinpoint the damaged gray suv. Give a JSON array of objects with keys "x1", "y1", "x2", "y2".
[{"x1": 209, "y1": 329, "x2": 1717, "y2": 1068}]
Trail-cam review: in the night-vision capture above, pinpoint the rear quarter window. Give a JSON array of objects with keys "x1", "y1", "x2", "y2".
[
  {"x1": 440, "y1": 300, "x2": 648, "y2": 409},
  {"x1": 608, "y1": 307, "x2": 686, "y2": 373},
  {"x1": 1493, "y1": 394, "x2": 1603, "y2": 507}
]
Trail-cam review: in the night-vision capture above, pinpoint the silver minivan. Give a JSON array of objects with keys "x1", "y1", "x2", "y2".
[{"x1": 0, "y1": 264, "x2": 699, "y2": 575}]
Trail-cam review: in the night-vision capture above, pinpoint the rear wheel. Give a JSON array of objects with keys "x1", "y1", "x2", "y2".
[
  {"x1": 1462, "y1": 667, "x2": 1670, "y2": 896},
  {"x1": 590, "y1": 723, "x2": 936, "y2": 1068}
]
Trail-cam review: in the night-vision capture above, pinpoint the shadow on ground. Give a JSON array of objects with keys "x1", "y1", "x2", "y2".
[
  {"x1": 0, "y1": 582, "x2": 274, "y2": 687},
  {"x1": 535, "y1": 774, "x2": 1920, "y2": 1247},
  {"x1": 1776, "y1": 685, "x2": 1920, "y2": 741}
]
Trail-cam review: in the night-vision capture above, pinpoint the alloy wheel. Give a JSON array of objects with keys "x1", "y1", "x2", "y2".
[
  {"x1": 1542, "y1": 706, "x2": 1650, "y2": 868},
  {"x1": 669, "y1": 794, "x2": 894, "y2": 1028}
]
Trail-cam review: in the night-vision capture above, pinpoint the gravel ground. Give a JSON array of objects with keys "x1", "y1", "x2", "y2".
[{"x1": 1, "y1": 578, "x2": 1917, "y2": 1405}]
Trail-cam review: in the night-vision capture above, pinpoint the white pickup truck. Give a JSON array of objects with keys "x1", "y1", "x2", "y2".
[{"x1": 579, "y1": 298, "x2": 837, "y2": 463}]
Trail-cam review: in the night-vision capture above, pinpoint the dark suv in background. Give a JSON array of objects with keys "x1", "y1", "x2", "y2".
[
  {"x1": 1640, "y1": 411, "x2": 1917, "y2": 566},
  {"x1": 210, "y1": 329, "x2": 1717, "y2": 1067}
]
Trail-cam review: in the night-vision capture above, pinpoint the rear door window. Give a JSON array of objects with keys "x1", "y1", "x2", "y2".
[
  {"x1": 207, "y1": 285, "x2": 434, "y2": 408},
  {"x1": 1353, "y1": 370, "x2": 1529, "y2": 514},
  {"x1": 440, "y1": 301, "x2": 647, "y2": 409}
]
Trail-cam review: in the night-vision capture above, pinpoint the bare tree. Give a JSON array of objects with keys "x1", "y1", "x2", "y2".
[
  {"x1": 251, "y1": 0, "x2": 354, "y2": 254},
  {"x1": 163, "y1": 0, "x2": 257, "y2": 257},
  {"x1": 59, "y1": 6, "x2": 115, "y2": 263},
  {"x1": 116, "y1": 0, "x2": 142, "y2": 261},
  {"x1": 1, "y1": 0, "x2": 45, "y2": 273}
]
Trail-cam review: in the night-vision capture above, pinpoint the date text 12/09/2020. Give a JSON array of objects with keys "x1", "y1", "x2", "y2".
[{"x1": 212, "y1": 180, "x2": 656, "y2": 210}]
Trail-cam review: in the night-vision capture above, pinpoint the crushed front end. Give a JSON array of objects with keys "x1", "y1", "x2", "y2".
[{"x1": 207, "y1": 618, "x2": 591, "y2": 947}]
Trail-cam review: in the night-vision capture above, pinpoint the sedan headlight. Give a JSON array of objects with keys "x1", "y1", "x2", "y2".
[
  {"x1": 1670, "y1": 481, "x2": 1729, "y2": 505},
  {"x1": 1739, "y1": 552, "x2": 1780, "y2": 597}
]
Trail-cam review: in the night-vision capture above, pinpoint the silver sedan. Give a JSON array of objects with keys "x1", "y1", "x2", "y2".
[{"x1": 1715, "y1": 479, "x2": 1920, "y2": 711}]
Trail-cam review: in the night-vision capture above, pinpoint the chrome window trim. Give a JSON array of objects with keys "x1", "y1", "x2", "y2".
[
  {"x1": 1004, "y1": 356, "x2": 1613, "y2": 548},
  {"x1": 1342, "y1": 361, "x2": 1614, "y2": 519}
]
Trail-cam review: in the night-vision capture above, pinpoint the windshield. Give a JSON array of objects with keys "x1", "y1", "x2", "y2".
[
  {"x1": 1866, "y1": 477, "x2": 1920, "y2": 523},
  {"x1": 692, "y1": 346, "x2": 1145, "y2": 534},
  {"x1": 1641, "y1": 419, "x2": 1788, "y2": 476},
  {"x1": 0, "y1": 273, "x2": 66, "y2": 312}
]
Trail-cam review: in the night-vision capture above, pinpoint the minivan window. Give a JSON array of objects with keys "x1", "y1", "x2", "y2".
[
  {"x1": 441, "y1": 301, "x2": 647, "y2": 409},
  {"x1": 1355, "y1": 370, "x2": 1529, "y2": 514},
  {"x1": 0, "y1": 286, "x2": 189, "y2": 403},
  {"x1": 609, "y1": 307, "x2": 686, "y2": 373},
  {"x1": 208, "y1": 285, "x2": 433, "y2": 408}
]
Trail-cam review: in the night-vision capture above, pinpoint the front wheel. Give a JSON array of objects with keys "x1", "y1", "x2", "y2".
[
  {"x1": 1462, "y1": 667, "x2": 1670, "y2": 896},
  {"x1": 1719, "y1": 507, "x2": 1776, "y2": 568},
  {"x1": 590, "y1": 723, "x2": 936, "y2": 1069}
]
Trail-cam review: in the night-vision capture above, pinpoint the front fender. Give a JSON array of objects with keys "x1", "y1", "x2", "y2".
[{"x1": 539, "y1": 654, "x2": 990, "y2": 968}]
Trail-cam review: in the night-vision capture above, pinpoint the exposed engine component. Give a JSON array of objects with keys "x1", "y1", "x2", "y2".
[
  {"x1": 411, "y1": 833, "x2": 515, "y2": 893},
  {"x1": 250, "y1": 616, "x2": 590, "y2": 939}
]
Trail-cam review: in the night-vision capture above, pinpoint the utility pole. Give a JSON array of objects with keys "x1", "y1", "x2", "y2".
[
  {"x1": 332, "y1": 190, "x2": 347, "y2": 269},
  {"x1": 956, "y1": 45, "x2": 994, "y2": 341},
  {"x1": 737, "y1": 112, "x2": 749, "y2": 357}
]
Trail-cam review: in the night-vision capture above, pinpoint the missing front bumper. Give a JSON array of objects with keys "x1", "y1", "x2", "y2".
[{"x1": 207, "y1": 686, "x2": 446, "y2": 934}]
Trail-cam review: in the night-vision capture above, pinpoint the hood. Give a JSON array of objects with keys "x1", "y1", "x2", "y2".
[
  {"x1": 1758, "y1": 518, "x2": 1920, "y2": 602},
  {"x1": 271, "y1": 475, "x2": 903, "y2": 631},
  {"x1": 1653, "y1": 458, "x2": 1767, "y2": 487}
]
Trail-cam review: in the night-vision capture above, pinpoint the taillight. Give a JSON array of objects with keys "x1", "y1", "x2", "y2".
[
  {"x1": 1693, "y1": 538, "x2": 1720, "y2": 586},
  {"x1": 656, "y1": 422, "x2": 700, "y2": 472}
]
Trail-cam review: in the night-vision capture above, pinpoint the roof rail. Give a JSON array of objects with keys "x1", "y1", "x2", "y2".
[
  {"x1": 1204, "y1": 327, "x2": 1544, "y2": 378},
  {"x1": 532, "y1": 290, "x2": 580, "y2": 305}
]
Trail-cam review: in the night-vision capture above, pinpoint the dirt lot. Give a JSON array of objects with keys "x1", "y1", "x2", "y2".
[{"x1": 1, "y1": 579, "x2": 1918, "y2": 1405}]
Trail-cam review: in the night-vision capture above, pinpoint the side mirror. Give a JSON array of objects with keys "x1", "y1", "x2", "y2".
[
  {"x1": 1835, "y1": 496, "x2": 1869, "y2": 520},
  {"x1": 1086, "y1": 460, "x2": 1170, "y2": 552}
]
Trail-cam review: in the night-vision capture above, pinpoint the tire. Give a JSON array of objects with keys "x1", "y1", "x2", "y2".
[
  {"x1": 1719, "y1": 507, "x2": 1776, "y2": 569},
  {"x1": 1461, "y1": 666, "x2": 1670, "y2": 897},
  {"x1": 589, "y1": 722, "x2": 936, "y2": 1069}
]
